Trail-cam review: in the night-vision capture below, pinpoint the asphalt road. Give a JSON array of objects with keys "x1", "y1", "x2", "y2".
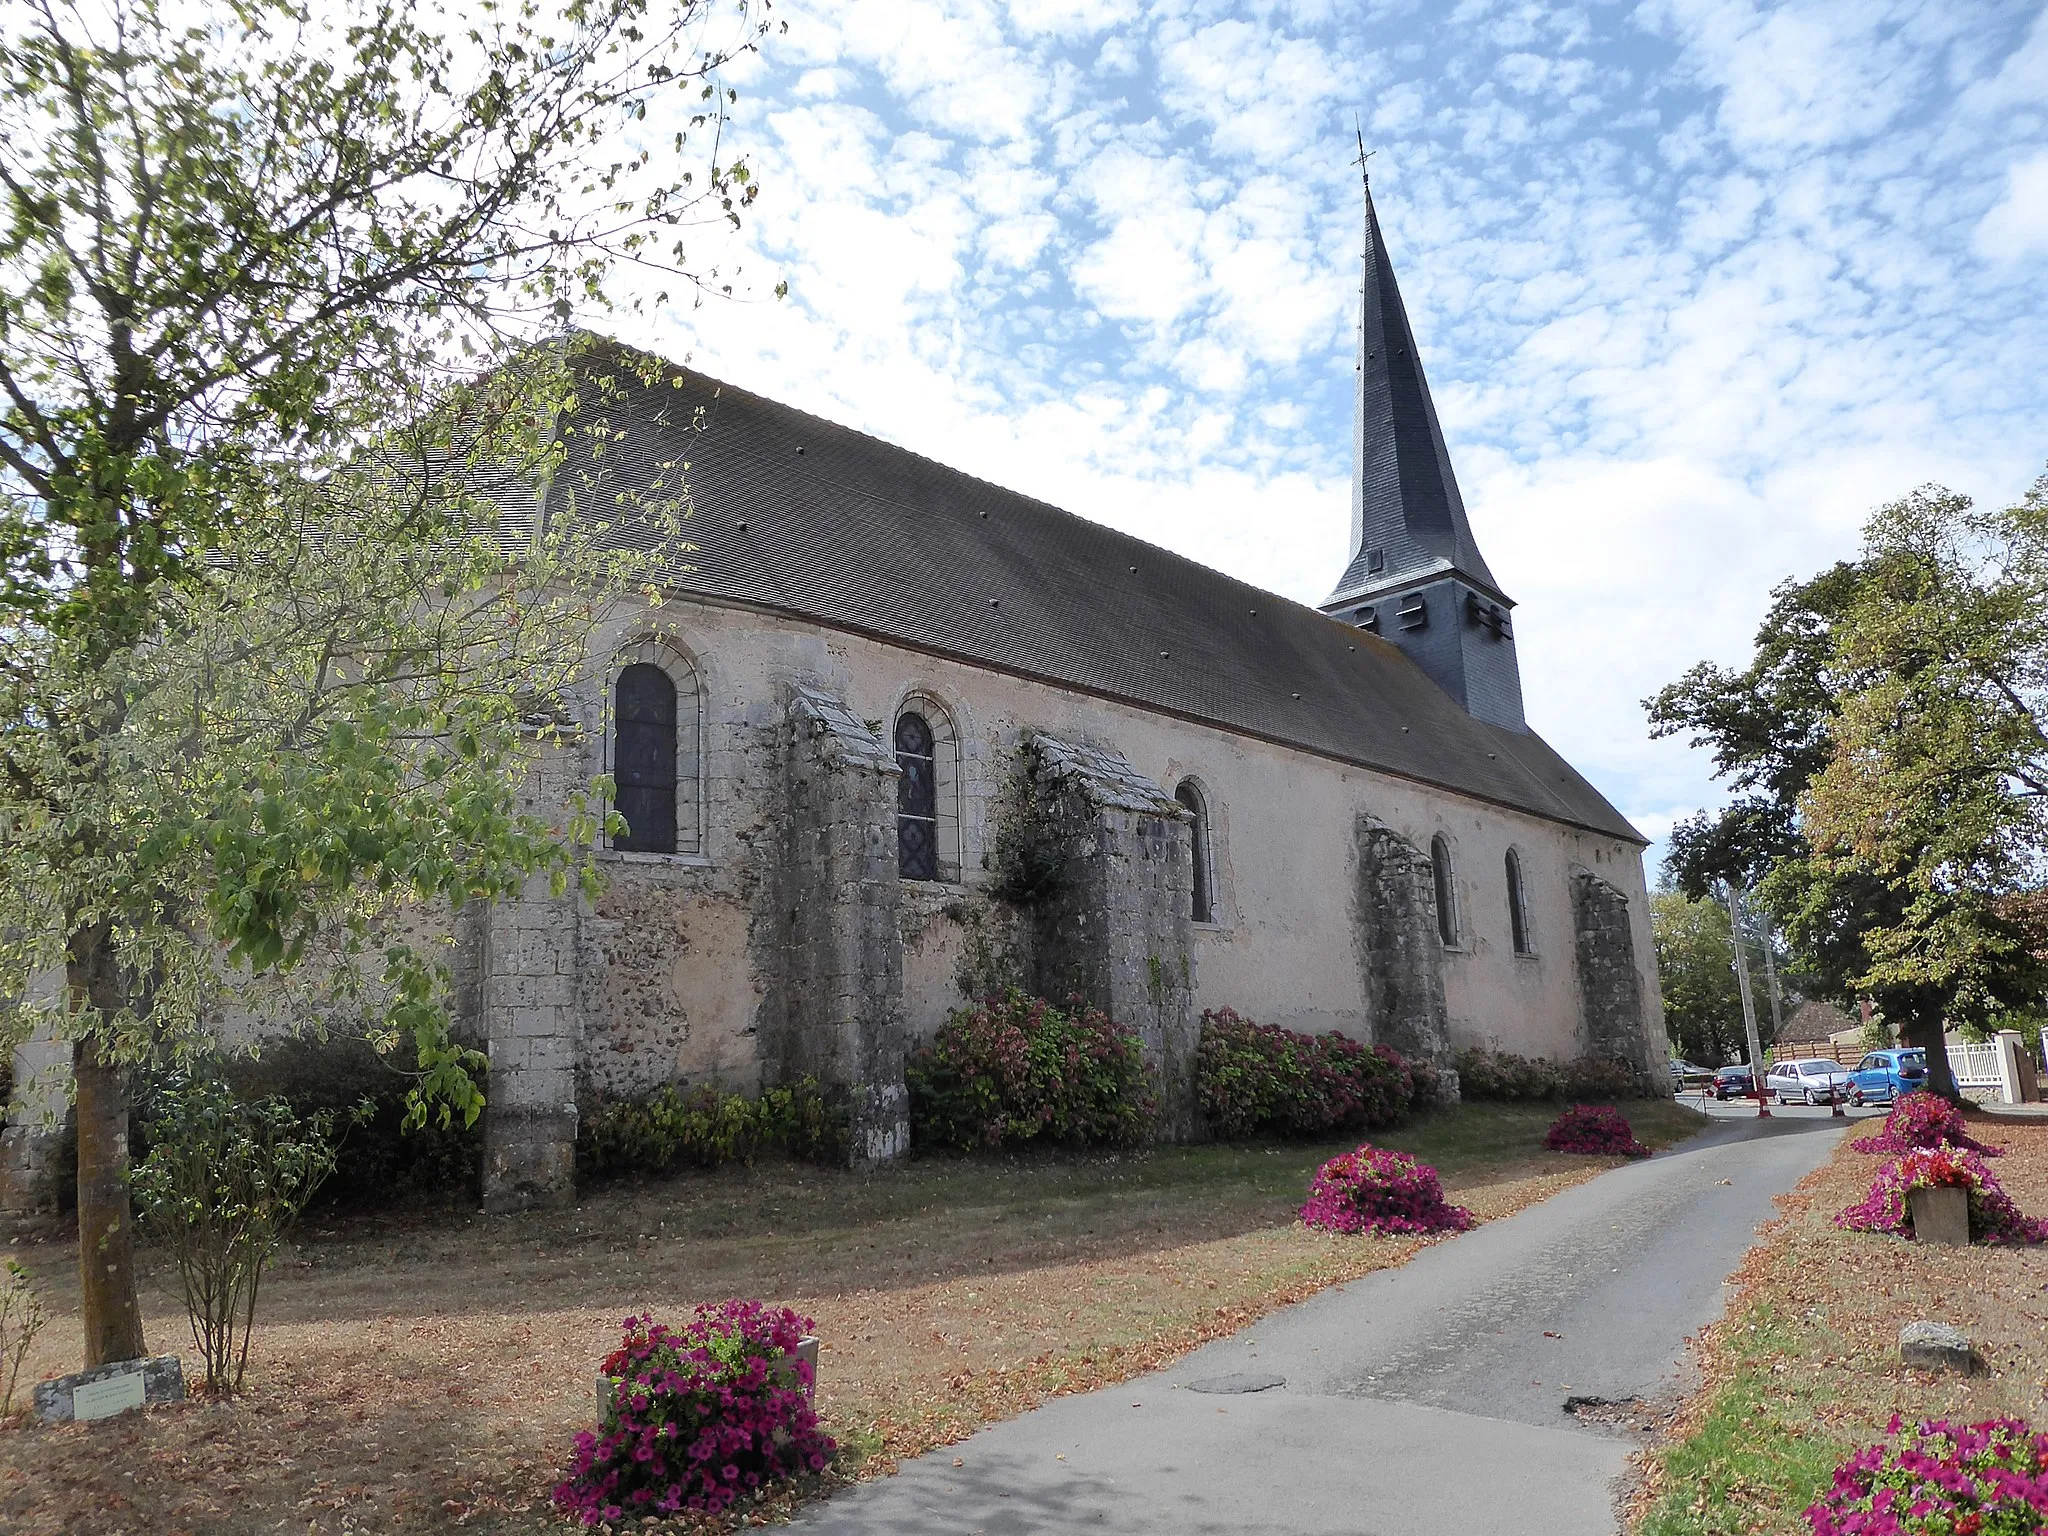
[{"x1": 795, "y1": 1102, "x2": 1859, "y2": 1536}]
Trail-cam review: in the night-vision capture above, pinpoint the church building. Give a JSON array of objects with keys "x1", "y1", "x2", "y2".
[
  {"x1": 456, "y1": 181, "x2": 1667, "y2": 1208},
  {"x1": 0, "y1": 186, "x2": 1669, "y2": 1213}
]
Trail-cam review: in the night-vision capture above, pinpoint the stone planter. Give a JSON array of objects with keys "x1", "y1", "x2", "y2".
[
  {"x1": 596, "y1": 1336, "x2": 821, "y2": 1416},
  {"x1": 1908, "y1": 1184, "x2": 1970, "y2": 1246}
]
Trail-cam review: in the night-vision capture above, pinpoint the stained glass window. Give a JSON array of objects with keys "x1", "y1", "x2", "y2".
[
  {"x1": 613, "y1": 664, "x2": 677, "y2": 854},
  {"x1": 895, "y1": 711, "x2": 937, "y2": 880}
]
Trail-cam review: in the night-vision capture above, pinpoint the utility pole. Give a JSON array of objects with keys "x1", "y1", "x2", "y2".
[
  {"x1": 1755, "y1": 905, "x2": 1785, "y2": 1047},
  {"x1": 1726, "y1": 882, "x2": 1770, "y2": 1118}
]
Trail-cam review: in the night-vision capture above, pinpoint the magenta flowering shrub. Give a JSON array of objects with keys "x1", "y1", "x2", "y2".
[
  {"x1": 1544, "y1": 1104, "x2": 1651, "y2": 1158},
  {"x1": 1852, "y1": 1091, "x2": 2002, "y2": 1157},
  {"x1": 906, "y1": 990, "x2": 1157, "y2": 1152},
  {"x1": 1805, "y1": 1415, "x2": 2048, "y2": 1535},
  {"x1": 1299, "y1": 1145, "x2": 1476, "y2": 1236},
  {"x1": 1836, "y1": 1145, "x2": 2048, "y2": 1245},
  {"x1": 553, "y1": 1303, "x2": 835, "y2": 1525},
  {"x1": 1195, "y1": 1008, "x2": 1418, "y2": 1139}
]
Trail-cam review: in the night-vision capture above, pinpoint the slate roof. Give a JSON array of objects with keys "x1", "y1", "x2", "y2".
[
  {"x1": 1328, "y1": 179, "x2": 1505, "y2": 609},
  {"x1": 543, "y1": 343, "x2": 1644, "y2": 844}
]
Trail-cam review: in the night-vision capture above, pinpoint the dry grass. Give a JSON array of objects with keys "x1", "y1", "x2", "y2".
[
  {"x1": 0, "y1": 1098, "x2": 1706, "y2": 1535},
  {"x1": 1631, "y1": 1112, "x2": 2048, "y2": 1535}
]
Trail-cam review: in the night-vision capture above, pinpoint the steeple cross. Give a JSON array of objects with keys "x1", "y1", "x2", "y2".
[{"x1": 1352, "y1": 120, "x2": 1375, "y2": 185}]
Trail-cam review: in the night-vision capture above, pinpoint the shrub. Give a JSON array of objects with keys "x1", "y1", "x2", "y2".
[
  {"x1": 1, "y1": 1259, "x2": 47, "y2": 1419},
  {"x1": 554, "y1": 1303, "x2": 835, "y2": 1524},
  {"x1": 1558, "y1": 1056, "x2": 1640, "y2": 1101},
  {"x1": 1805, "y1": 1415, "x2": 2048, "y2": 1535},
  {"x1": 1544, "y1": 1104, "x2": 1650, "y2": 1157},
  {"x1": 1454, "y1": 1047, "x2": 1642, "y2": 1103},
  {"x1": 1299, "y1": 1145, "x2": 1476, "y2": 1236},
  {"x1": 1194, "y1": 1009, "x2": 1416, "y2": 1139},
  {"x1": 907, "y1": 990, "x2": 1156, "y2": 1152},
  {"x1": 1406, "y1": 1053, "x2": 1445, "y2": 1111},
  {"x1": 130, "y1": 1071, "x2": 350, "y2": 1394},
  {"x1": 1452, "y1": 1047, "x2": 1562, "y2": 1102},
  {"x1": 577, "y1": 1079, "x2": 850, "y2": 1181},
  {"x1": 1835, "y1": 1145, "x2": 2048, "y2": 1245},
  {"x1": 1851, "y1": 1090, "x2": 2001, "y2": 1157},
  {"x1": 226, "y1": 1037, "x2": 484, "y2": 1208}
]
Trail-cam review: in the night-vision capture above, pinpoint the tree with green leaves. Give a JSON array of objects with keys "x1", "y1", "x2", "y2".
[
  {"x1": 1801, "y1": 479, "x2": 2048, "y2": 1037},
  {"x1": 1649, "y1": 477, "x2": 2048, "y2": 1099},
  {"x1": 1650, "y1": 886, "x2": 1747, "y2": 1066},
  {"x1": 0, "y1": 0, "x2": 777, "y2": 1370}
]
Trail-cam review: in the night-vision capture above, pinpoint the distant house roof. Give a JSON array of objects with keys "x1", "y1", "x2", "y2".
[
  {"x1": 1781, "y1": 1000, "x2": 1857, "y2": 1044},
  {"x1": 544, "y1": 343, "x2": 1645, "y2": 845}
]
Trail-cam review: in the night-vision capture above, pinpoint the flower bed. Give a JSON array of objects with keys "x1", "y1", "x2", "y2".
[
  {"x1": 1299, "y1": 1145, "x2": 1476, "y2": 1236},
  {"x1": 1805, "y1": 1414, "x2": 2048, "y2": 1535},
  {"x1": 1835, "y1": 1145, "x2": 2048, "y2": 1245},
  {"x1": 553, "y1": 1303, "x2": 835, "y2": 1524},
  {"x1": 1543, "y1": 1104, "x2": 1651, "y2": 1158},
  {"x1": 1195, "y1": 1008, "x2": 1421, "y2": 1140},
  {"x1": 907, "y1": 990, "x2": 1158, "y2": 1152},
  {"x1": 1851, "y1": 1091, "x2": 2002, "y2": 1157}
]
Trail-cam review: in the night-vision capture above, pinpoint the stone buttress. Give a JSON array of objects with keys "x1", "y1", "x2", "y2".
[
  {"x1": 753, "y1": 683, "x2": 909, "y2": 1162},
  {"x1": 1023, "y1": 734, "x2": 1197, "y2": 1136},
  {"x1": 1351, "y1": 813, "x2": 1460, "y2": 1098}
]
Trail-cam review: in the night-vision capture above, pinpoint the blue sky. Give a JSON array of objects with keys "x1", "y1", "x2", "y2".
[{"x1": 638, "y1": 0, "x2": 2048, "y2": 868}]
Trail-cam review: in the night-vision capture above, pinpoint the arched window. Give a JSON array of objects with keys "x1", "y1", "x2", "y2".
[
  {"x1": 895, "y1": 711, "x2": 938, "y2": 880},
  {"x1": 608, "y1": 641, "x2": 702, "y2": 856},
  {"x1": 1174, "y1": 780, "x2": 1214, "y2": 923},
  {"x1": 614, "y1": 663, "x2": 677, "y2": 854},
  {"x1": 1431, "y1": 833, "x2": 1459, "y2": 947},
  {"x1": 1505, "y1": 848, "x2": 1532, "y2": 954}
]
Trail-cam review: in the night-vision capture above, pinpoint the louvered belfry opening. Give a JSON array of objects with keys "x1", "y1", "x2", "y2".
[
  {"x1": 895, "y1": 711, "x2": 938, "y2": 880},
  {"x1": 613, "y1": 663, "x2": 678, "y2": 854}
]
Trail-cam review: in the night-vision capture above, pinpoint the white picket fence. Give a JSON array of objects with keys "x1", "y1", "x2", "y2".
[{"x1": 1950, "y1": 1040, "x2": 2004, "y2": 1091}]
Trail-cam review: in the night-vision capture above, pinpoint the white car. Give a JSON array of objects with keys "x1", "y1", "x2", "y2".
[{"x1": 1765, "y1": 1058, "x2": 1854, "y2": 1105}]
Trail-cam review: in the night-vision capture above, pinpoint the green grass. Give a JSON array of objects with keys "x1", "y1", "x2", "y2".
[{"x1": 1637, "y1": 1305, "x2": 1853, "y2": 1536}]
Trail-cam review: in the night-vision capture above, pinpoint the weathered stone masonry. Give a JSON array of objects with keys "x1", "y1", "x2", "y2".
[
  {"x1": 1023, "y1": 734, "x2": 1197, "y2": 1138},
  {"x1": 753, "y1": 683, "x2": 909, "y2": 1164},
  {"x1": 1351, "y1": 813, "x2": 1458, "y2": 1097},
  {"x1": 1571, "y1": 868, "x2": 1658, "y2": 1093}
]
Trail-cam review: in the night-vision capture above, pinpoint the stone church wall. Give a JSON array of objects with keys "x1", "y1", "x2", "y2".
[{"x1": 2, "y1": 589, "x2": 1668, "y2": 1211}]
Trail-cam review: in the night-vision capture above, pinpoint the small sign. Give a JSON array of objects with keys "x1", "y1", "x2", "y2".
[{"x1": 72, "y1": 1370, "x2": 146, "y2": 1421}]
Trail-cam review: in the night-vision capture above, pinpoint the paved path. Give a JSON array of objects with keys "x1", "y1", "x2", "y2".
[{"x1": 796, "y1": 1104, "x2": 1857, "y2": 1536}]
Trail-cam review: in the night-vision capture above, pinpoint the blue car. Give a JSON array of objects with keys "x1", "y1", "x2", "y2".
[{"x1": 1849, "y1": 1048, "x2": 1927, "y2": 1105}]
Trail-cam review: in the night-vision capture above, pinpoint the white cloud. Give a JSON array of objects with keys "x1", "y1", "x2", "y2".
[
  {"x1": 609, "y1": 0, "x2": 2048, "y2": 871},
  {"x1": 1974, "y1": 152, "x2": 2048, "y2": 263}
]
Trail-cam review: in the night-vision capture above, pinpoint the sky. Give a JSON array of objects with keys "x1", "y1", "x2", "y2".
[{"x1": 630, "y1": 0, "x2": 2048, "y2": 871}]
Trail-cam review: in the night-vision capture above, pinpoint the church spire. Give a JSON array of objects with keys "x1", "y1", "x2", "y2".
[
  {"x1": 1327, "y1": 174, "x2": 1503, "y2": 607},
  {"x1": 1322, "y1": 168, "x2": 1527, "y2": 732}
]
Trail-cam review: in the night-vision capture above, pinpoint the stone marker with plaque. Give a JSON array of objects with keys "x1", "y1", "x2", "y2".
[{"x1": 33, "y1": 1355, "x2": 186, "y2": 1425}]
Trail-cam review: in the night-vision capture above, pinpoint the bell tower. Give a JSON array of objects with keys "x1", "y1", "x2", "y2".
[{"x1": 1320, "y1": 173, "x2": 1527, "y2": 733}]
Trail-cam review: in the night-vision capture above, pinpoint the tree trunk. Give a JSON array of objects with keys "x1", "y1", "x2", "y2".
[
  {"x1": 70, "y1": 930, "x2": 146, "y2": 1368},
  {"x1": 1896, "y1": 1003, "x2": 1958, "y2": 1101}
]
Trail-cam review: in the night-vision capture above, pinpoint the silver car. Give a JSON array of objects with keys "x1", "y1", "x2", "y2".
[{"x1": 1765, "y1": 1058, "x2": 1854, "y2": 1105}]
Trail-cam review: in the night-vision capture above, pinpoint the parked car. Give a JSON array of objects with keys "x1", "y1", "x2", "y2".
[
  {"x1": 1849, "y1": 1048, "x2": 1927, "y2": 1106},
  {"x1": 1668, "y1": 1058, "x2": 1714, "y2": 1089},
  {"x1": 1712, "y1": 1064, "x2": 1756, "y2": 1100},
  {"x1": 1765, "y1": 1058, "x2": 1855, "y2": 1105}
]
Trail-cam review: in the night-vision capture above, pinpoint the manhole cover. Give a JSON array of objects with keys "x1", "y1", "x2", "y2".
[{"x1": 1187, "y1": 1373, "x2": 1286, "y2": 1395}]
